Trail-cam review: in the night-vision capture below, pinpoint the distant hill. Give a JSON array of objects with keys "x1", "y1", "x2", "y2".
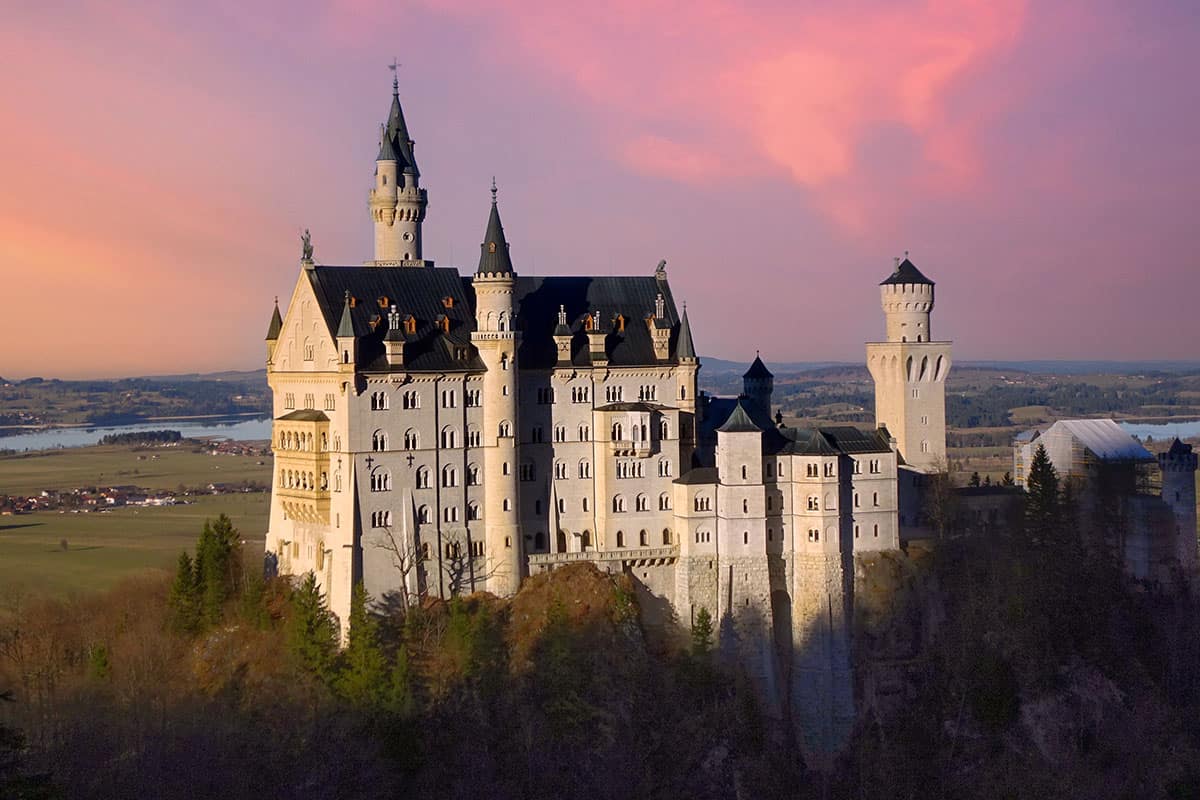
[{"x1": 702, "y1": 357, "x2": 1200, "y2": 377}]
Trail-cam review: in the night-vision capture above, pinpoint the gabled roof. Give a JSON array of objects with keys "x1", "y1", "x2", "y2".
[
  {"x1": 510, "y1": 274, "x2": 689, "y2": 368},
  {"x1": 477, "y1": 199, "x2": 515, "y2": 275},
  {"x1": 265, "y1": 301, "x2": 282, "y2": 341},
  {"x1": 717, "y1": 400, "x2": 761, "y2": 433},
  {"x1": 744, "y1": 355, "x2": 772, "y2": 380},
  {"x1": 307, "y1": 266, "x2": 485, "y2": 372},
  {"x1": 767, "y1": 424, "x2": 892, "y2": 456},
  {"x1": 674, "y1": 467, "x2": 718, "y2": 486},
  {"x1": 880, "y1": 257, "x2": 934, "y2": 286}
]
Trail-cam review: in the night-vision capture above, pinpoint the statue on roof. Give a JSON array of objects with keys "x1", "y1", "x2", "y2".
[{"x1": 301, "y1": 228, "x2": 313, "y2": 261}]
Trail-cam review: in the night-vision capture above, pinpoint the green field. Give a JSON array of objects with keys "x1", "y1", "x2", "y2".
[
  {"x1": 0, "y1": 444, "x2": 271, "y2": 495},
  {"x1": 0, "y1": 491, "x2": 268, "y2": 595}
]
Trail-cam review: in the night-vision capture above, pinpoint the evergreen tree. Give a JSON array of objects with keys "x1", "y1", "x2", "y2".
[
  {"x1": 336, "y1": 583, "x2": 389, "y2": 709},
  {"x1": 983, "y1": 475, "x2": 992, "y2": 487},
  {"x1": 1024, "y1": 444, "x2": 1061, "y2": 545},
  {"x1": 195, "y1": 515, "x2": 242, "y2": 627},
  {"x1": 691, "y1": 607, "x2": 714, "y2": 656},
  {"x1": 286, "y1": 572, "x2": 339, "y2": 679},
  {"x1": 968, "y1": 472, "x2": 981, "y2": 487},
  {"x1": 1001, "y1": 471, "x2": 1015, "y2": 486},
  {"x1": 167, "y1": 552, "x2": 200, "y2": 634},
  {"x1": 239, "y1": 564, "x2": 269, "y2": 630}
]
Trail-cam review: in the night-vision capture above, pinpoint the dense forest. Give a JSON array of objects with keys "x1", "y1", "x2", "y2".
[{"x1": 4, "y1": 452, "x2": 1200, "y2": 799}]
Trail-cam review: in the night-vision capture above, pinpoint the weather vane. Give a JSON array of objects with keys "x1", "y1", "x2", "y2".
[
  {"x1": 491, "y1": 176, "x2": 498, "y2": 204},
  {"x1": 388, "y1": 58, "x2": 400, "y2": 89}
]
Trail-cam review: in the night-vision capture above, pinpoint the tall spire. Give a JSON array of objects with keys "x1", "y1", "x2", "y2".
[
  {"x1": 378, "y1": 66, "x2": 417, "y2": 175},
  {"x1": 337, "y1": 290, "x2": 355, "y2": 338},
  {"x1": 677, "y1": 303, "x2": 697, "y2": 360},
  {"x1": 477, "y1": 181, "x2": 514, "y2": 275},
  {"x1": 266, "y1": 297, "x2": 283, "y2": 340}
]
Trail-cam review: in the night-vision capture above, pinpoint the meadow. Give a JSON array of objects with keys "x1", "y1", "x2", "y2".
[
  {"x1": 0, "y1": 443, "x2": 270, "y2": 495},
  {"x1": 0, "y1": 491, "x2": 268, "y2": 595}
]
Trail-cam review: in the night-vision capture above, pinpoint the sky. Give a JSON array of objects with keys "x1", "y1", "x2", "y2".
[{"x1": 1, "y1": 0, "x2": 1197, "y2": 379}]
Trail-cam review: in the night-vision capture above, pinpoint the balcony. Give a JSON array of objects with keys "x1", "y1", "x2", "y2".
[{"x1": 609, "y1": 439, "x2": 653, "y2": 458}]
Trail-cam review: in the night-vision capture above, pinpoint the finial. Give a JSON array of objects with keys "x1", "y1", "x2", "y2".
[
  {"x1": 388, "y1": 58, "x2": 400, "y2": 93},
  {"x1": 490, "y1": 176, "x2": 498, "y2": 205},
  {"x1": 344, "y1": 289, "x2": 351, "y2": 303},
  {"x1": 904, "y1": 249, "x2": 909, "y2": 259},
  {"x1": 273, "y1": 296, "x2": 278, "y2": 307},
  {"x1": 558, "y1": 304, "x2": 567, "y2": 326}
]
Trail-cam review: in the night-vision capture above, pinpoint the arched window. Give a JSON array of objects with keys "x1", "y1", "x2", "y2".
[
  {"x1": 662, "y1": 528, "x2": 671, "y2": 545},
  {"x1": 872, "y1": 492, "x2": 879, "y2": 507},
  {"x1": 636, "y1": 494, "x2": 648, "y2": 512},
  {"x1": 468, "y1": 502, "x2": 480, "y2": 521},
  {"x1": 440, "y1": 427, "x2": 457, "y2": 448},
  {"x1": 579, "y1": 459, "x2": 592, "y2": 479},
  {"x1": 417, "y1": 505, "x2": 430, "y2": 524},
  {"x1": 660, "y1": 419, "x2": 669, "y2": 439},
  {"x1": 403, "y1": 429, "x2": 419, "y2": 450},
  {"x1": 372, "y1": 430, "x2": 388, "y2": 452},
  {"x1": 741, "y1": 465, "x2": 747, "y2": 480},
  {"x1": 467, "y1": 464, "x2": 480, "y2": 485},
  {"x1": 616, "y1": 530, "x2": 625, "y2": 548},
  {"x1": 639, "y1": 529, "x2": 648, "y2": 546},
  {"x1": 442, "y1": 465, "x2": 458, "y2": 487},
  {"x1": 499, "y1": 421, "x2": 512, "y2": 438},
  {"x1": 612, "y1": 422, "x2": 623, "y2": 441},
  {"x1": 554, "y1": 461, "x2": 568, "y2": 480},
  {"x1": 416, "y1": 467, "x2": 430, "y2": 489},
  {"x1": 613, "y1": 495, "x2": 627, "y2": 513},
  {"x1": 659, "y1": 492, "x2": 671, "y2": 511}
]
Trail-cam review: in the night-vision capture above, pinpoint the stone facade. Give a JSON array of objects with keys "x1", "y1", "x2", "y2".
[{"x1": 263, "y1": 80, "x2": 957, "y2": 762}]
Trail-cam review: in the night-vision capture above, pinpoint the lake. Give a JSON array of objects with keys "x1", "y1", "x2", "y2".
[
  {"x1": 0, "y1": 416, "x2": 273, "y2": 452},
  {"x1": 1119, "y1": 419, "x2": 1200, "y2": 441}
]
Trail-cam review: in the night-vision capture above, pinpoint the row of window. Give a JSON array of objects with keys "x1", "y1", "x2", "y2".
[
  {"x1": 612, "y1": 493, "x2": 672, "y2": 512},
  {"x1": 278, "y1": 469, "x2": 327, "y2": 491},
  {"x1": 614, "y1": 529, "x2": 671, "y2": 547},
  {"x1": 281, "y1": 392, "x2": 337, "y2": 411}
]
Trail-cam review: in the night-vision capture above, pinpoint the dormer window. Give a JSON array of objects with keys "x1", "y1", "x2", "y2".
[
  {"x1": 488, "y1": 241, "x2": 497, "y2": 253},
  {"x1": 442, "y1": 296, "x2": 454, "y2": 309},
  {"x1": 403, "y1": 315, "x2": 417, "y2": 335},
  {"x1": 378, "y1": 296, "x2": 390, "y2": 308}
]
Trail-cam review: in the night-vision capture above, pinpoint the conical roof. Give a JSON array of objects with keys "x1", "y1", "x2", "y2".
[
  {"x1": 1167, "y1": 438, "x2": 1192, "y2": 456},
  {"x1": 265, "y1": 300, "x2": 282, "y2": 341},
  {"x1": 744, "y1": 355, "x2": 772, "y2": 380},
  {"x1": 717, "y1": 400, "x2": 762, "y2": 433},
  {"x1": 880, "y1": 257, "x2": 934, "y2": 286},
  {"x1": 336, "y1": 291, "x2": 355, "y2": 338},
  {"x1": 476, "y1": 196, "x2": 514, "y2": 275},
  {"x1": 677, "y1": 306, "x2": 696, "y2": 360},
  {"x1": 378, "y1": 82, "x2": 418, "y2": 175}
]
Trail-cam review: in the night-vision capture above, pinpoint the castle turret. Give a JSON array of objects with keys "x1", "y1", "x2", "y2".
[
  {"x1": 469, "y1": 182, "x2": 522, "y2": 595},
  {"x1": 369, "y1": 73, "x2": 427, "y2": 265},
  {"x1": 1160, "y1": 438, "x2": 1198, "y2": 573},
  {"x1": 742, "y1": 354, "x2": 774, "y2": 415},
  {"x1": 265, "y1": 298, "x2": 282, "y2": 364},
  {"x1": 865, "y1": 256, "x2": 952, "y2": 471}
]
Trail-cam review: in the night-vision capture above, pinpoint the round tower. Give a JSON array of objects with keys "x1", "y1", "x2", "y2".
[
  {"x1": 1159, "y1": 439, "x2": 1198, "y2": 571},
  {"x1": 880, "y1": 257, "x2": 934, "y2": 343},
  {"x1": 865, "y1": 255, "x2": 952, "y2": 472},
  {"x1": 369, "y1": 74, "x2": 427, "y2": 264},
  {"x1": 469, "y1": 183, "x2": 522, "y2": 595},
  {"x1": 742, "y1": 354, "x2": 774, "y2": 415}
]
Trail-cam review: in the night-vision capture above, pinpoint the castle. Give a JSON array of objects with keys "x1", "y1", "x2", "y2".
[{"x1": 263, "y1": 78, "x2": 952, "y2": 760}]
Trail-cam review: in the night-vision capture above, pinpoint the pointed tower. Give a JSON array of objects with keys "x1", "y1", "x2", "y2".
[
  {"x1": 368, "y1": 73, "x2": 428, "y2": 265},
  {"x1": 676, "y1": 301, "x2": 700, "y2": 467},
  {"x1": 865, "y1": 256, "x2": 952, "y2": 471},
  {"x1": 265, "y1": 298, "x2": 283, "y2": 364},
  {"x1": 742, "y1": 354, "x2": 774, "y2": 415},
  {"x1": 469, "y1": 181, "x2": 522, "y2": 595}
]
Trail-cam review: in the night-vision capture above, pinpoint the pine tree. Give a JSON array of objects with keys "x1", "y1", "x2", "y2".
[
  {"x1": 195, "y1": 515, "x2": 242, "y2": 627},
  {"x1": 691, "y1": 607, "x2": 714, "y2": 656},
  {"x1": 167, "y1": 551, "x2": 200, "y2": 634},
  {"x1": 1001, "y1": 471, "x2": 1015, "y2": 487},
  {"x1": 969, "y1": 472, "x2": 981, "y2": 487},
  {"x1": 1024, "y1": 444, "x2": 1061, "y2": 545},
  {"x1": 336, "y1": 583, "x2": 389, "y2": 709},
  {"x1": 287, "y1": 572, "x2": 339, "y2": 679}
]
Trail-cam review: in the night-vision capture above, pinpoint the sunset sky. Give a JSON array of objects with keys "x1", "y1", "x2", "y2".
[{"x1": 2, "y1": 0, "x2": 1197, "y2": 379}]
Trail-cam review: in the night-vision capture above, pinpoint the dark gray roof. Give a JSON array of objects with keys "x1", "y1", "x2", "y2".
[
  {"x1": 307, "y1": 266, "x2": 485, "y2": 373},
  {"x1": 510, "y1": 274, "x2": 688, "y2": 369},
  {"x1": 743, "y1": 355, "x2": 772, "y2": 380},
  {"x1": 880, "y1": 258, "x2": 933, "y2": 286},
  {"x1": 817, "y1": 425, "x2": 893, "y2": 454},
  {"x1": 376, "y1": 123, "x2": 399, "y2": 162},
  {"x1": 677, "y1": 306, "x2": 696, "y2": 360},
  {"x1": 336, "y1": 291, "x2": 355, "y2": 338},
  {"x1": 277, "y1": 409, "x2": 329, "y2": 422},
  {"x1": 266, "y1": 301, "x2": 282, "y2": 340},
  {"x1": 675, "y1": 467, "x2": 718, "y2": 485},
  {"x1": 477, "y1": 200, "x2": 515, "y2": 275},
  {"x1": 765, "y1": 424, "x2": 892, "y2": 456},
  {"x1": 381, "y1": 87, "x2": 418, "y2": 175},
  {"x1": 597, "y1": 401, "x2": 667, "y2": 413},
  {"x1": 717, "y1": 400, "x2": 761, "y2": 433},
  {"x1": 1167, "y1": 438, "x2": 1192, "y2": 457}
]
